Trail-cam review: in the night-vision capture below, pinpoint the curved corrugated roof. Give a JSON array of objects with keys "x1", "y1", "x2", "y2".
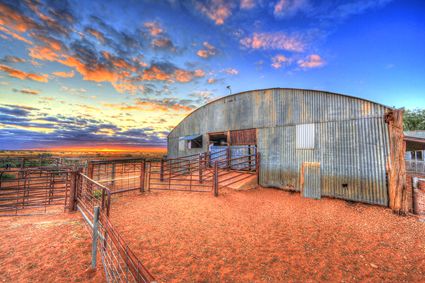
[{"x1": 168, "y1": 87, "x2": 392, "y2": 137}]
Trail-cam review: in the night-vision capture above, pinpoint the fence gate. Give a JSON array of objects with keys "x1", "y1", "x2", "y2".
[
  {"x1": 87, "y1": 158, "x2": 146, "y2": 194},
  {"x1": 0, "y1": 169, "x2": 72, "y2": 215}
]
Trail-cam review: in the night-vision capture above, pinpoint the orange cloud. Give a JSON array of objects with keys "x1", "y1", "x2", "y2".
[
  {"x1": 142, "y1": 65, "x2": 172, "y2": 81},
  {"x1": 144, "y1": 22, "x2": 163, "y2": 36},
  {"x1": 29, "y1": 45, "x2": 61, "y2": 61},
  {"x1": 196, "y1": 0, "x2": 232, "y2": 25},
  {"x1": 60, "y1": 56, "x2": 117, "y2": 83},
  {"x1": 0, "y1": 25, "x2": 32, "y2": 45},
  {"x1": 240, "y1": 32, "x2": 305, "y2": 52},
  {"x1": 53, "y1": 70, "x2": 74, "y2": 78},
  {"x1": 0, "y1": 3, "x2": 38, "y2": 33},
  {"x1": 86, "y1": 27, "x2": 106, "y2": 43},
  {"x1": 196, "y1": 41, "x2": 216, "y2": 58},
  {"x1": 0, "y1": 64, "x2": 48, "y2": 82},
  {"x1": 298, "y1": 54, "x2": 325, "y2": 68}
]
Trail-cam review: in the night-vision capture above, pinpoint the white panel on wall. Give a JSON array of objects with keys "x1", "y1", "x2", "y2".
[{"x1": 296, "y1": 123, "x2": 315, "y2": 149}]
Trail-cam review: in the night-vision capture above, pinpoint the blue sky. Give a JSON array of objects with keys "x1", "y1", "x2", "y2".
[{"x1": 0, "y1": 0, "x2": 424, "y2": 150}]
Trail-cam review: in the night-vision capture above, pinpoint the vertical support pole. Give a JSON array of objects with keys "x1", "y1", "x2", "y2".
[
  {"x1": 88, "y1": 162, "x2": 94, "y2": 179},
  {"x1": 111, "y1": 163, "x2": 116, "y2": 189},
  {"x1": 160, "y1": 159, "x2": 164, "y2": 182},
  {"x1": 199, "y1": 153, "x2": 203, "y2": 184},
  {"x1": 256, "y1": 152, "x2": 260, "y2": 186},
  {"x1": 91, "y1": 206, "x2": 100, "y2": 269},
  {"x1": 226, "y1": 146, "x2": 231, "y2": 169},
  {"x1": 140, "y1": 161, "x2": 145, "y2": 192},
  {"x1": 213, "y1": 161, "x2": 218, "y2": 197},
  {"x1": 68, "y1": 171, "x2": 78, "y2": 212}
]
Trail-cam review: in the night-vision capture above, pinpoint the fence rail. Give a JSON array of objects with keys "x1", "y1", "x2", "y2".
[
  {"x1": 75, "y1": 173, "x2": 154, "y2": 283},
  {"x1": 0, "y1": 168, "x2": 71, "y2": 215}
]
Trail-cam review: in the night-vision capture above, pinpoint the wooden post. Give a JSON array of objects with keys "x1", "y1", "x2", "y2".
[
  {"x1": 213, "y1": 161, "x2": 218, "y2": 197},
  {"x1": 385, "y1": 109, "x2": 408, "y2": 215},
  {"x1": 68, "y1": 171, "x2": 78, "y2": 212},
  {"x1": 140, "y1": 161, "x2": 145, "y2": 192},
  {"x1": 91, "y1": 206, "x2": 100, "y2": 268},
  {"x1": 87, "y1": 162, "x2": 94, "y2": 179},
  {"x1": 256, "y1": 152, "x2": 260, "y2": 186},
  {"x1": 111, "y1": 163, "x2": 116, "y2": 189},
  {"x1": 226, "y1": 146, "x2": 231, "y2": 169},
  {"x1": 160, "y1": 159, "x2": 164, "y2": 182},
  {"x1": 199, "y1": 153, "x2": 203, "y2": 184}
]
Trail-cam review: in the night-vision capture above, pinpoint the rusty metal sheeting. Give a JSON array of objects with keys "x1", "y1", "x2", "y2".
[
  {"x1": 168, "y1": 88, "x2": 391, "y2": 206},
  {"x1": 230, "y1": 128, "x2": 256, "y2": 145}
]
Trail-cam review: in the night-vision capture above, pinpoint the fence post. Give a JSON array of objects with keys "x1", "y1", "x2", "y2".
[
  {"x1": 160, "y1": 159, "x2": 164, "y2": 182},
  {"x1": 199, "y1": 153, "x2": 203, "y2": 184},
  {"x1": 226, "y1": 146, "x2": 231, "y2": 169},
  {"x1": 68, "y1": 170, "x2": 78, "y2": 212},
  {"x1": 140, "y1": 161, "x2": 145, "y2": 192},
  {"x1": 91, "y1": 206, "x2": 100, "y2": 269},
  {"x1": 213, "y1": 161, "x2": 218, "y2": 197},
  {"x1": 256, "y1": 152, "x2": 260, "y2": 186},
  {"x1": 111, "y1": 163, "x2": 116, "y2": 189},
  {"x1": 88, "y1": 162, "x2": 94, "y2": 179}
]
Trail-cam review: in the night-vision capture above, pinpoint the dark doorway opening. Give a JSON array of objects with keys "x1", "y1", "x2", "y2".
[{"x1": 208, "y1": 132, "x2": 228, "y2": 146}]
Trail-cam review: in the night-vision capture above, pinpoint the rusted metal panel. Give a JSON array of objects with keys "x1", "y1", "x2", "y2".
[
  {"x1": 168, "y1": 88, "x2": 391, "y2": 206},
  {"x1": 230, "y1": 128, "x2": 256, "y2": 145}
]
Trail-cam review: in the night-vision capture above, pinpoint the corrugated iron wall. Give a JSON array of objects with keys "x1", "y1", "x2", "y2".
[{"x1": 168, "y1": 88, "x2": 390, "y2": 206}]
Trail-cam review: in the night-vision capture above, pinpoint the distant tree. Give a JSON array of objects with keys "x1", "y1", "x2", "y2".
[{"x1": 403, "y1": 109, "x2": 425, "y2": 131}]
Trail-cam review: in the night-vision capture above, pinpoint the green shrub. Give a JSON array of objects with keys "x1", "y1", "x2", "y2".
[{"x1": 1, "y1": 173, "x2": 16, "y2": 180}]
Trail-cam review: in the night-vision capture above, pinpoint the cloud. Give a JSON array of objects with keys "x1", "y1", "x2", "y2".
[
  {"x1": 196, "y1": 0, "x2": 233, "y2": 25},
  {"x1": 0, "y1": 64, "x2": 48, "y2": 82},
  {"x1": 223, "y1": 68, "x2": 239, "y2": 75},
  {"x1": 0, "y1": 104, "x2": 34, "y2": 117},
  {"x1": 53, "y1": 70, "x2": 74, "y2": 78},
  {"x1": 271, "y1": 54, "x2": 289, "y2": 69},
  {"x1": 0, "y1": 55, "x2": 25, "y2": 64},
  {"x1": 189, "y1": 90, "x2": 216, "y2": 105},
  {"x1": 144, "y1": 21, "x2": 163, "y2": 36},
  {"x1": 240, "y1": 0, "x2": 256, "y2": 9},
  {"x1": 207, "y1": 78, "x2": 216, "y2": 84},
  {"x1": 104, "y1": 97, "x2": 196, "y2": 113},
  {"x1": 152, "y1": 37, "x2": 176, "y2": 51},
  {"x1": 273, "y1": 0, "x2": 310, "y2": 18},
  {"x1": 240, "y1": 32, "x2": 305, "y2": 52},
  {"x1": 298, "y1": 54, "x2": 325, "y2": 68},
  {"x1": 85, "y1": 27, "x2": 106, "y2": 43},
  {"x1": 142, "y1": 62, "x2": 205, "y2": 83},
  {"x1": 12, "y1": 88, "x2": 40, "y2": 95},
  {"x1": 0, "y1": 25, "x2": 33, "y2": 45},
  {"x1": 196, "y1": 41, "x2": 217, "y2": 58},
  {"x1": 323, "y1": 0, "x2": 393, "y2": 20}
]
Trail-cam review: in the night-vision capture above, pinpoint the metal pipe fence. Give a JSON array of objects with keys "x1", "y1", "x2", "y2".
[
  {"x1": 0, "y1": 168, "x2": 71, "y2": 215},
  {"x1": 76, "y1": 173, "x2": 155, "y2": 283}
]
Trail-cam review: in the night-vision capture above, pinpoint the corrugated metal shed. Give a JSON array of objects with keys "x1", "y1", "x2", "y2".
[{"x1": 167, "y1": 88, "x2": 392, "y2": 206}]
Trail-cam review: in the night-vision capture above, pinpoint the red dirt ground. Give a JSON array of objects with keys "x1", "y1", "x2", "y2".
[
  {"x1": 0, "y1": 208, "x2": 104, "y2": 283},
  {"x1": 111, "y1": 188, "x2": 425, "y2": 282}
]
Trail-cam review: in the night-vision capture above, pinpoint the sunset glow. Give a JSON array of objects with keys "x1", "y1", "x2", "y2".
[{"x1": 0, "y1": 0, "x2": 424, "y2": 150}]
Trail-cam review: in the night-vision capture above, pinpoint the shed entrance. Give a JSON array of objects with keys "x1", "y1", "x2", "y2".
[{"x1": 301, "y1": 162, "x2": 321, "y2": 199}]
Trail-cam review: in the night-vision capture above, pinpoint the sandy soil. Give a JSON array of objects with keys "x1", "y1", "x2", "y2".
[
  {"x1": 110, "y1": 188, "x2": 425, "y2": 282},
  {"x1": 0, "y1": 208, "x2": 104, "y2": 283}
]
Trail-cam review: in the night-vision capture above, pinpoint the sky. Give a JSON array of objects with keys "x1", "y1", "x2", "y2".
[{"x1": 0, "y1": 0, "x2": 424, "y2": 150}]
